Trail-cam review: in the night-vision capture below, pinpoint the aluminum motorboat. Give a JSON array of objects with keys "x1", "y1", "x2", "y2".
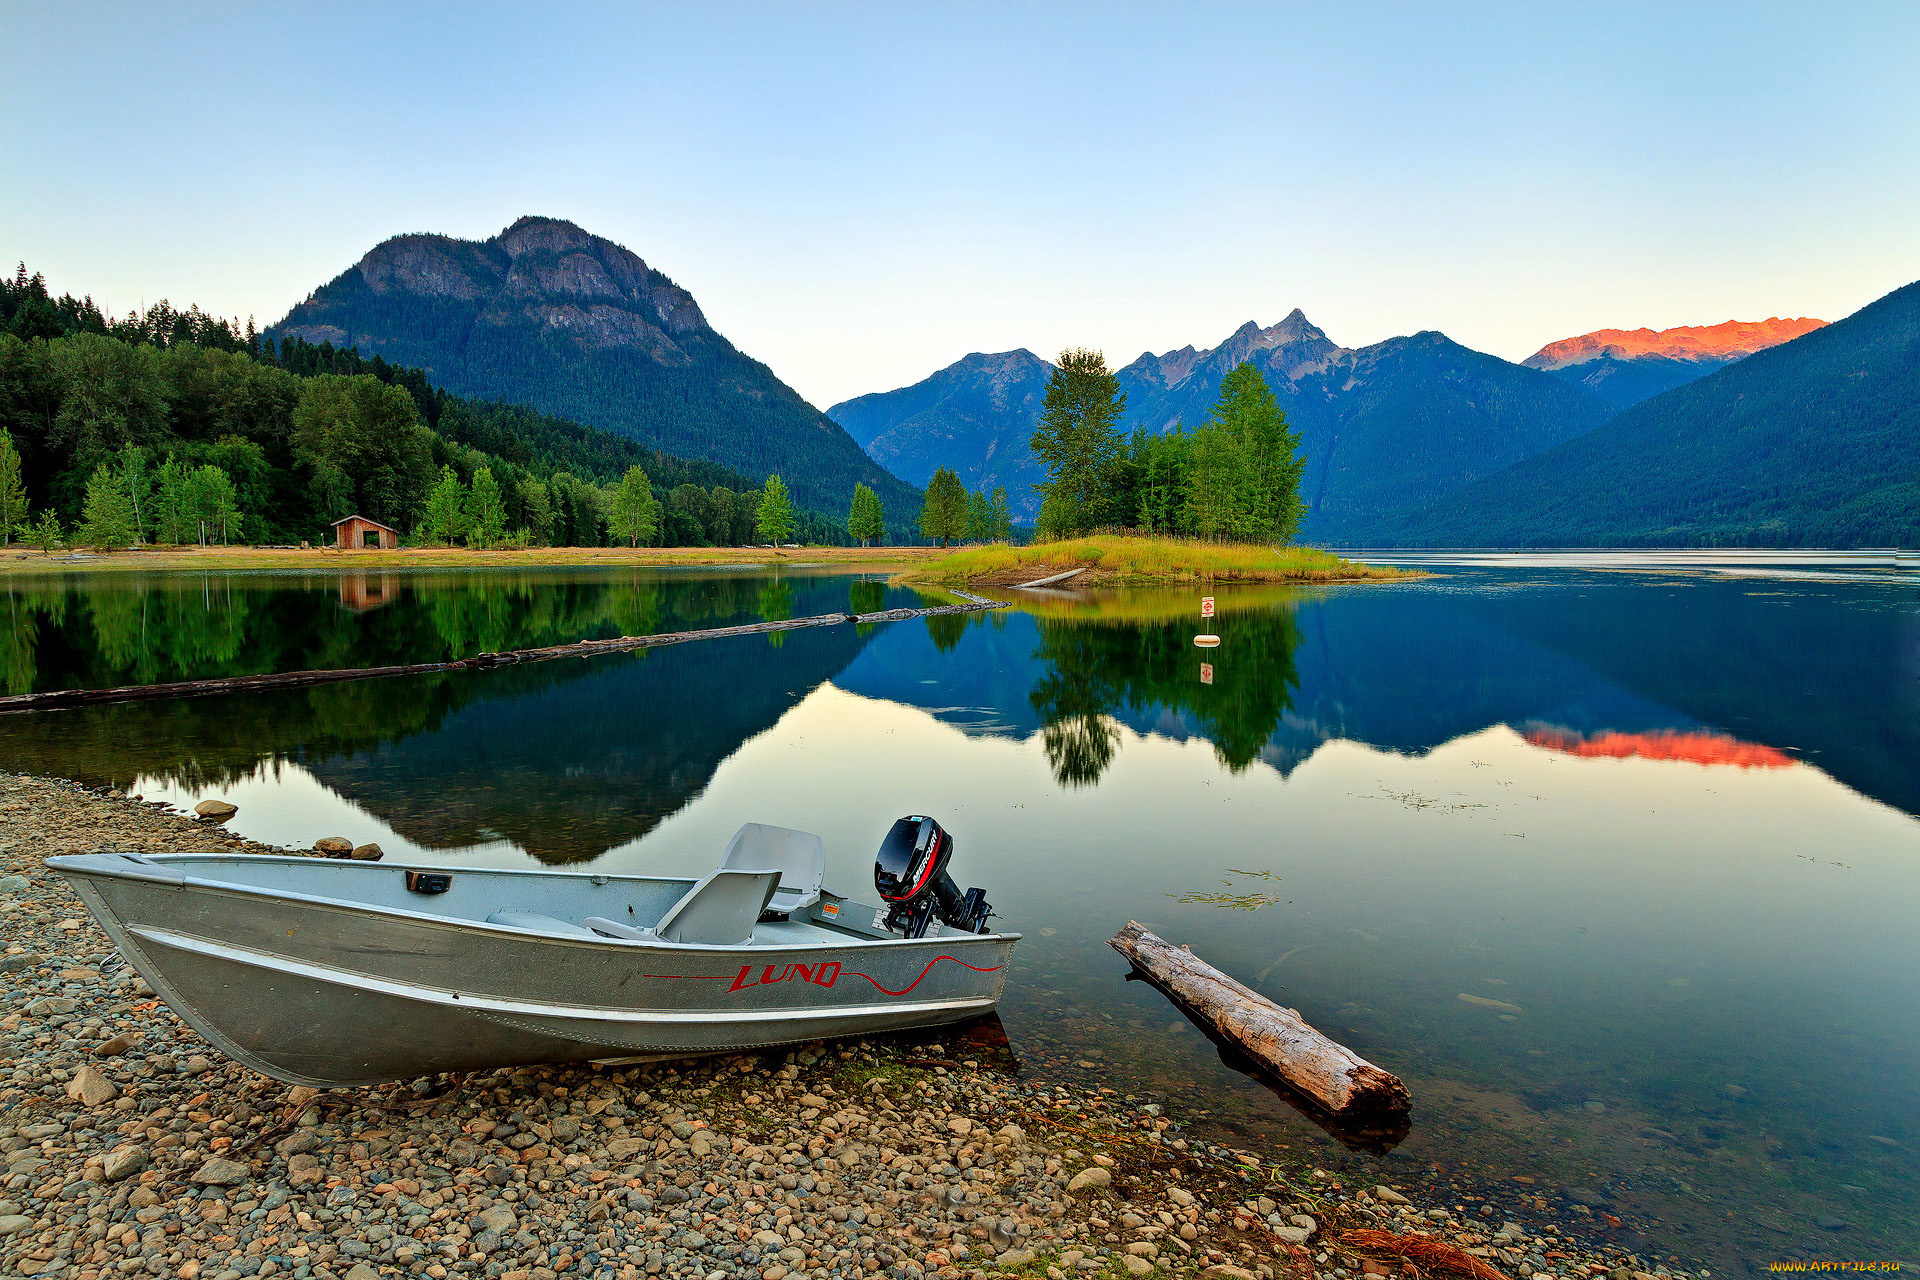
[{"x1": 48, "y1": 816, "x2": 1017, "y2": 1088}]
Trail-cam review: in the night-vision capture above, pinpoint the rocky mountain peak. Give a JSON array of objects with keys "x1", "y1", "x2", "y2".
[{"x1": 1524, "y1": 317, "x2": 1827, "y2": 369}]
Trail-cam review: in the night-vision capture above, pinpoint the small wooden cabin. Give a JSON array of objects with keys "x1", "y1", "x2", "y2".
[{"x1": 332, "y1": 514, "x2": 399, "y2": 550}]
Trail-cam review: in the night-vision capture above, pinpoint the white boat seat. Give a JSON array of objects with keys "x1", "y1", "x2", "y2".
[
  {"x1": 719, "y1": 823, "x2": 825, "y2": 915},
  {"x1": 585, "y1": 868, "x2": 779, "y2": 946},
  {"x1": 485, "y1": 910, "x2": 600, "y2": 940}
]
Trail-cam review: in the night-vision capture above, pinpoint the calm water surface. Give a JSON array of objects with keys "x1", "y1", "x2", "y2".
[{"x1": 2, "y1": 556, "x2": 1916, "y2": 1269}]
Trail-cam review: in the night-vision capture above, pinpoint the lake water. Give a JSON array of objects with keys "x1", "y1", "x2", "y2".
[{"x1": 2, "y1": 555, "x2": 1916, "y2": 1269}]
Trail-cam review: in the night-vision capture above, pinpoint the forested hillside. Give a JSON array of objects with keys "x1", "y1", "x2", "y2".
[
  {"x1": 0, "y1": 267, "x2": 850, "y2": 547},
  {"x1": 269, "y1": 216, "x2": 921, "y2": 522},
  {"x1": 1383, "y1": 279, "x2": 1920, "y2": 547}
]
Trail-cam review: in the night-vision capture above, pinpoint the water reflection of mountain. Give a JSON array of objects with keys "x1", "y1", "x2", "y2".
[
  {"x1": 834, "y1": 577, "x2": 1920, "y2": 816},
  {"x1": 305, "y1": 625, "x2": 867, "y2": 862}
]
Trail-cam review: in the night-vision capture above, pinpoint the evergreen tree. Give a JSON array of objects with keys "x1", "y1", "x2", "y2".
[
  {"x1": 420, "y1": 465, "x2": 469, "y2": 545},
  {"x1": 989, "y1": 487, "x2": 1013, "y2": 542},
  {"x1": 77, "y1": 463, "x2": 137, "y2": 550},
  {"x1": 847, "y1": 482, "x2": 885, "y2": 546},
  {"x1": 0, "y1": 428, "x2": 25, "y2": 546},
  {"x1": 608, "y1": 465, "x2": 661, "y2": 547},
  {"x1": 964, "y1": 490, "x2": 994, "y2": 543},
  {"x1": 465, "y1": 466, "x2": 508, "y2": 547},
  {"x1": 919, "y1": 466, "x2": 968, "y2": 546},
  {"x1": 1029, "y1": 349, "x2": 1126, "y2": 535},
  {"x1": 756, "y1": 474, "x2": 795, "y2": 545}
]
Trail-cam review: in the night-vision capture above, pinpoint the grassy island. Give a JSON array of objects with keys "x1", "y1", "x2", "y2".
[{"x1": 896, "y1": 535, "x2": 1410, "y2": 586}]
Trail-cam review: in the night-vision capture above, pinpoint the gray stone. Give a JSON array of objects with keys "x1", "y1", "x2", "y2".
[
  {"x1": 102, "y1": 1146, "x2": 148, "y2": 1181},
  {"x1": 0, "y1": 873, "x2": 30, "y2": 894},
  {"x1": 65, "y1": 1063, "x2": 119, "y2": 1106},
  {"x1": 1066, "y1": 1167, "x2": 1111, "y2": 1193},
  {"x1": 0, "y1": 1214, "x2": 32, "y2": 1236},
  {"x1": 192, "y1": 1156, "x2": 252, "y2": 1185},
  {"x1": 475, "y1": 1204, "x2": 516, "y2": 1233}
]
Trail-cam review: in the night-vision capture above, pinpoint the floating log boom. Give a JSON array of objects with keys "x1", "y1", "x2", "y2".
[
  {"x1": 1109, "y1": 921, "x2": 1410, "y2": 1119},
  {"x1": 0, "y1": 598, "x2": 1007, "y2": 714}
]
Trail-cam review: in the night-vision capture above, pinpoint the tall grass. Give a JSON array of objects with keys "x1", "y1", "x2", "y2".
[{"x1": 899, "y1": 535, "x2": 1408, "y2": 584}]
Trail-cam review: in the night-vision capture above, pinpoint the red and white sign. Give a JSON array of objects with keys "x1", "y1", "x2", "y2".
[
  {"x1": 1199, "y1": 662, "x2": 1214, "y2": 685},
  {"x1": 1200, "y1": 595, "x2": 1215, "y2": 619}
]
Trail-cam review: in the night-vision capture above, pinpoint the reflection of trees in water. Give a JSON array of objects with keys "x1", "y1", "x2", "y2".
[
  {"x1": 0, "y1": 572, "x2": 847, "y2": 789},
  {"x1": 1028, "y1": 606, "x2": 1304, "y2": 785},
  {"x1": 925, "y1": 611, "x2": 969, "y2": 654},
  {"x1": 0, "y1": 572, "x2": 769, "y2": 697},
  {"x1": 1041, "y1": 713, "x2": 1122, "y2": 787},
  {"x1": 757, "y1": 579, "x2": 793, "y2": 648}
]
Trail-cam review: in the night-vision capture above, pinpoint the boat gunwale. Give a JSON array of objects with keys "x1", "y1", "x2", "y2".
[
  {"x1": 45, "y1": 852, "x2": 1025, "y2": 951},
  {"x1": 128, "y1": 923, "x2": 1003, "y2": 1023}
]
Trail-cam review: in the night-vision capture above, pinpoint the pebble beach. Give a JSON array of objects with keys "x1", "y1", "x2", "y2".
[{"x1": 1, "y1": 772, "x2": 1704, "y2": 1280}]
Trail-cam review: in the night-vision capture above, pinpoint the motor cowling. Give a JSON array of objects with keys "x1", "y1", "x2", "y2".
[{"x1": 874, "y1": 816, "x2": 993, "y2": 938}]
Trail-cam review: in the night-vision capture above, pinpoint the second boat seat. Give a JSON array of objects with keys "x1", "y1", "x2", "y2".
[
  {"x1": 484, "y1": 910, "x2": 600, "y2": 940},
  {"x1": 585, "y1": 868, "x2": 779, "y2": 946},
  {"x1": 719, "y1": 823, "x2": 825, "y2": 915}
]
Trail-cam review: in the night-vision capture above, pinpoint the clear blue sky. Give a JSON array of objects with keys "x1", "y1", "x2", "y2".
[{"x1": 4, "y1": 1, "x2": 1915, "y2": 407}]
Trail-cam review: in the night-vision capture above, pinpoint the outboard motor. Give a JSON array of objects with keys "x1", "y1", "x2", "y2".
[{"x1": 873, "y1": 816, "x2": 993, "y2": 938}]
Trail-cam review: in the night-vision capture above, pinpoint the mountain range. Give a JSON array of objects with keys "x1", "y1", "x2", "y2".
[
  {"x1": 270, "y1": 216, "x2": 919, "y2": 520},
  {"x1": 260, "y1": 214, "x2": 1905, "y2": 548},
  {"x1": 826, "y1": 306, "x2": 1876, "y2": 542},
  {"x1": 831, "y1": 313, "x2": 1615, "y2": 534},
  {"x1": 1522, "y1": 317, "x2": 1827, "y2": 411},
  {"x1": 1380, "y1": 280, "x2": 1920, "y2": 547}
]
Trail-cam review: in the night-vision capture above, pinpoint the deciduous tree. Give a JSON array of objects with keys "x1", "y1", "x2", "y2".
[
  {"x1": 919, "y1": 466, "x2": 967, "y2": 546},
  {"x1": 848, "y1": 482, "x2": 885, "y2": 546},
  {"x1": 988, "y1": 488, "x2": 1013, "y2": 543},
  {"x1": 0, "y1": 429, "x2": 25, "y2": 545},
  {"x1": 420, "y1": 465, "x2": 469, "y2": 545},
  {"x1": 465, "y1": 466, "x2": 508, "y2": 547},
  {"x1": 77, "y1": 463, "x2": 137, "y2": 550},
  {"x1": 756, "y1": 474, "x2": 795, "y2": 546},
  {"x1": 608, "y1": 465, "x2": 661, "y2": 547}
]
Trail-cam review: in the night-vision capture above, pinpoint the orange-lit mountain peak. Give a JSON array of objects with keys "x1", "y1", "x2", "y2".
[
  {"x1": 1523, "y1": 317, "x2": 1826, "y2": 370},
  {"x1": 1524, "y1": 727, "x2": 1797, "y2": 769}
]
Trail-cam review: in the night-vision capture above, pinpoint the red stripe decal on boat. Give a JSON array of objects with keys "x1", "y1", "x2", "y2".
[{"x1": 837, "y1": 954, "x2": 1004, "y2": 997}]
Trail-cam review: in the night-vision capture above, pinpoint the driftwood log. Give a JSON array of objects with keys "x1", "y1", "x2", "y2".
[
  {"x1": 1109, "y1": 921, "x2": 1410, "y2": 1119},
  {"x1": 0, "y1": 597, "x2": 1006, "y2": 715}
]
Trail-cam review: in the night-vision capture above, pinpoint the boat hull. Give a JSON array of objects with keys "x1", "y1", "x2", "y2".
[{"x1": 52, "y1": 855, "x2": 1016, "y2": 1087}]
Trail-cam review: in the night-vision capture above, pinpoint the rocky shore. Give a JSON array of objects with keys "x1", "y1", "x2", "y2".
[{"x1": 2, "y1": 773, "x2": 1701, "y2": 1280}]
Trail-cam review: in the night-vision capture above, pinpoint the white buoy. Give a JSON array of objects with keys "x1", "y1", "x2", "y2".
[{"x1": 1194, "y1": 634, "x2": 1221, "y2": 647}]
